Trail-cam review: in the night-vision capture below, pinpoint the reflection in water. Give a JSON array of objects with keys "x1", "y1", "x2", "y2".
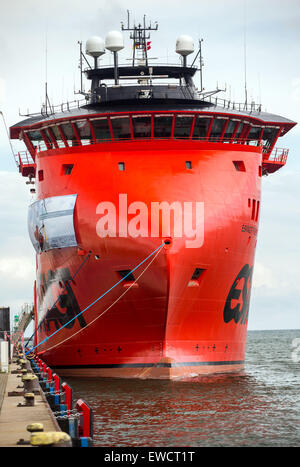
[{"x1": 65, "y1": 330, "x2": 300, "y2": 447}]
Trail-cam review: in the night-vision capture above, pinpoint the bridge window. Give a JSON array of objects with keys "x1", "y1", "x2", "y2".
[
  {"x1": 111, "y1": 116, "x2": 131, "y2": 140},
  {"x1": 60, "y1": 122, "x2": 78, "y2": 146},
  {"x1": 91, "y1": 118, "x2": 111, "y2": 142},
  {"x1": 209, "y1": 118, "x2": 226, "y2": 141},
  {"x1": 224, "y1": 120, "x2": 237, "y2": 140},
  {"x1": 234, "y1": 122, "x2": 244, "y2": 143},
  {"x1": 132, "y1": 115, "x2": 151, "y2": 138},
  {"x1": 40, "y1": 129, "x2": 53, "y2": 149},
  {"x1": 50, "y1": 125, "x2": 63, "y2": 140},
  {"x1": 192, "y1": 117, "x2": 211, "y2": 139},
  {"x1": 174, "y1": 115, "x2": 193, "y2": 139},
  {"x1": 262, "y1": 127, "x2": 279, "y2": 149},
  {"x1": 23, "y1": 113, "x2": 283, "y2": 154},
  {"x1": 76, "y1": 120, "x2": 92, "y2": 140},
  {"x1": 27, "y1": 129, "x2": 43, "y2": 141},
  {"x1": 247, "y1": 126, "x2": 262, "y2": 146},
  {"x1": 154, "y1": 115, "x2": 173, "y2": 138}
]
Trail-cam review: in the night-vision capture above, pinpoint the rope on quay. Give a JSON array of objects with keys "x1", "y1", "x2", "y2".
[{"x1": 25, "y1": 241, "x2": 166, "y2": 356}]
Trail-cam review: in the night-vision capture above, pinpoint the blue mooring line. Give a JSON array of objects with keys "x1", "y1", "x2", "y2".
[{"x1": 25, "y1": 242, "x2": 166, "y2": 356}]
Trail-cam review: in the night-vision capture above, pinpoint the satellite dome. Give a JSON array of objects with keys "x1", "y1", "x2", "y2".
[
  {"x1": 85, "y1": 36, "x2": 105, "y2": 58},
  {"x1": 175, "y1": 35, "x2": 194, "y2": 56},
  {"x1": 105, "y1": 31, "x2": 124, "y2": 52}
]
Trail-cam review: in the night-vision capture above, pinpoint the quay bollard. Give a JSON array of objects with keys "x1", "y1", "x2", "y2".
[
  {"x1": 30, "y1": 431, "x2": 72, "y2": 447},
  {"x1": 24, "y1": 356, "x2": 94, "y2": 447},
  {"x1": 24, "y1": 393, "x2": 35, "y2": 406},
  {"x1": 27, "y1": 423, "x2": 44, "y2": 433},
  {"x1": 22, "y1": 374, "x2": 39, "y2": 394},
  {"x1": 16, "y1": 423, "x2": 45, "y2": 445},
  {"x1": 17, "y1": 392, "x2": 35, "y2": 407}
]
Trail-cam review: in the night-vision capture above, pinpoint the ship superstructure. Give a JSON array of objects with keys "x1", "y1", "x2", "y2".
[{"x1": 10, "y1": 16, "x2": 296, "y2": 379}]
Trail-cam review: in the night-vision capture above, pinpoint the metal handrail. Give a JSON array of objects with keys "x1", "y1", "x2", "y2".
[
  {"x1": 266, "y1": 147, "x2": 289, "y2": 163},
  {"x1": 19, "y1": 98, "x2": 87, "y2": 118},
  {"x1": 16, "y1": 142, "x2": 289, "y2": 173},
  {"x1": 200, "y1": 95, "x2": 262, "y2": 113},
  {"x1": 15, "y1": 137, "x2": 265, "y2": 168}
]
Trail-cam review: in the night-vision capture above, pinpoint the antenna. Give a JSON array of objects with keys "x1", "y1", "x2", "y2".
[
  {"x1": 243, "y1": 0, "x2": 248, "y2": 107},
  {"x1": 45, "y1": 25, "x2": 48, "y2": 115},
  {"x1": 43, "y1": 22, "x2": 53, "y2": 116},
  {"x1": 105, "y1": 31, "x2": 124, "y2": 85},
  {"x1": 190, "y1": 38, "x2": 204, "y2": 91},
  {"x1": 199, "y1": 39, "x2": 204, "y2": 92},
  {"x1": 121, "y1": 11, "x2": 158, "y2": 67}
]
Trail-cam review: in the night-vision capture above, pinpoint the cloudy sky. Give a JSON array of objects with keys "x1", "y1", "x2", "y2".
[{"x1": 0, "y1": 0, "x2": 299, "y2": 332}]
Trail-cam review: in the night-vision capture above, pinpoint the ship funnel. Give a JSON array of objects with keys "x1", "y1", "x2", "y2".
[
  {"x1": 105, "y1": 31, "x2": 124, "y2": 85},
  {"x1": 85, "y1": 36, "x2": 105, "y2": 69},
  {"x1": 176, "y1": 35, "x2": 194, "y2": 66}
]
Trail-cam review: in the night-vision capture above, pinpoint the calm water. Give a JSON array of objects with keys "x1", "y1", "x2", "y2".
[{"x1": 65, "y1": 330, "x2": 300, "y2": 447}]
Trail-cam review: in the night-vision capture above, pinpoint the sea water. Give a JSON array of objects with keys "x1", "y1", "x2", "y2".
[{"x1": 66, "y1": 329, "x2": 300, "y2": 447}]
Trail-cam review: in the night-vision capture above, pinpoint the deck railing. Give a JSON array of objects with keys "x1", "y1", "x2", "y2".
[
  {"x1": 16, "y1": 150, "x2": 35, "y2": 167},
  {"x1": 266, "y1": 147, "x2": 289, "y2": 164},
  {"x1": 15, "y1": 138, "x2": 289, "y2": 178},
  {"x1": 200, "y1": 96, "x2": 262, "y2": 113},
  {"x1": 18, "y1": 136, "x2": 265, "y2": 157}
]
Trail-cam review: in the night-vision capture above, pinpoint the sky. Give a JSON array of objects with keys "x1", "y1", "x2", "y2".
[{"x1": 0, "y1": 0, "x2": 300, "y2": 332}]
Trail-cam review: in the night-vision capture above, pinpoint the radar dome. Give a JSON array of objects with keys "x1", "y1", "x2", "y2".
[
  {"x1": 105, "y1": 31, "x2": 124, "y2": 52},
  {"x1": 175, "y1": 35, "x2": 194, "y2": 56},
  {"x1": 85, "y1": 36, "x2": 105, "y2": 57}
]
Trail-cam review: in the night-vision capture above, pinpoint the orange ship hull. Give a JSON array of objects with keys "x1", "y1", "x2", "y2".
[{"x1": 33, "y1": 139, "x2": 261, "y2": 379}]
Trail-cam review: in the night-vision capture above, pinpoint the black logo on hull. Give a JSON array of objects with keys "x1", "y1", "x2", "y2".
[
  {"x1": 223, "y1": 264, "x2": 253, "y2": 325},
  {"x1": 38, "y1": 268, "x2": 86, "y2": 334}
]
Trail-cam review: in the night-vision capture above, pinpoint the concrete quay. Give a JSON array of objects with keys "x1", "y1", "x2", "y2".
[{"x1": 0, "y1": 361, "x2": 61, "y2": 447}]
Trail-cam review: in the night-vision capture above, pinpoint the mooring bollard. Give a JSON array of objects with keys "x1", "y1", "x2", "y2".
[
  {"x1": 27, "y1": 423, "x2": 44, "y2": 433},
  {"x1": 24, "y1": 392, "x2": 35, "y2": 406},
  {"x1": 22, "y1": 373, "x2": 39, "y2": 394},
  {"x1": 24, "y1": 356, "x2": 94, "y2": 447},
  {"x1": 30, "y1": 431, "x2": 72, "y2": 447}
]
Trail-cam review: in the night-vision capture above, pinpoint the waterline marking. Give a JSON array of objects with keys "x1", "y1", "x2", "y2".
[{"x1": 96, "y1": 194, "x2": 204, "y2": 249}]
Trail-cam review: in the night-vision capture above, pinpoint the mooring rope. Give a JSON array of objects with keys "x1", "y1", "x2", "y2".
[
  {"x1": 37, "y1": 245, "x2": 163, "y2": 355},
  {"x1": 25, "y1": 242, "x2": 165, "y2": 356}
]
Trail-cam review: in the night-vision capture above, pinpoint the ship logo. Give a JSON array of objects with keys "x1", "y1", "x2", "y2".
[
  {"x1": 38, "y1": 268, "x2": 86, "y2": 334},
  {"x1": 223, "y1": 264, "x2": 253, "y2": 325}
]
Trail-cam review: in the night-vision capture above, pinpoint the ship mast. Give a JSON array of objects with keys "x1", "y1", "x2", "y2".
[{"x1": 121, "y1": 11, "x2": 158, "y2": 67}]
